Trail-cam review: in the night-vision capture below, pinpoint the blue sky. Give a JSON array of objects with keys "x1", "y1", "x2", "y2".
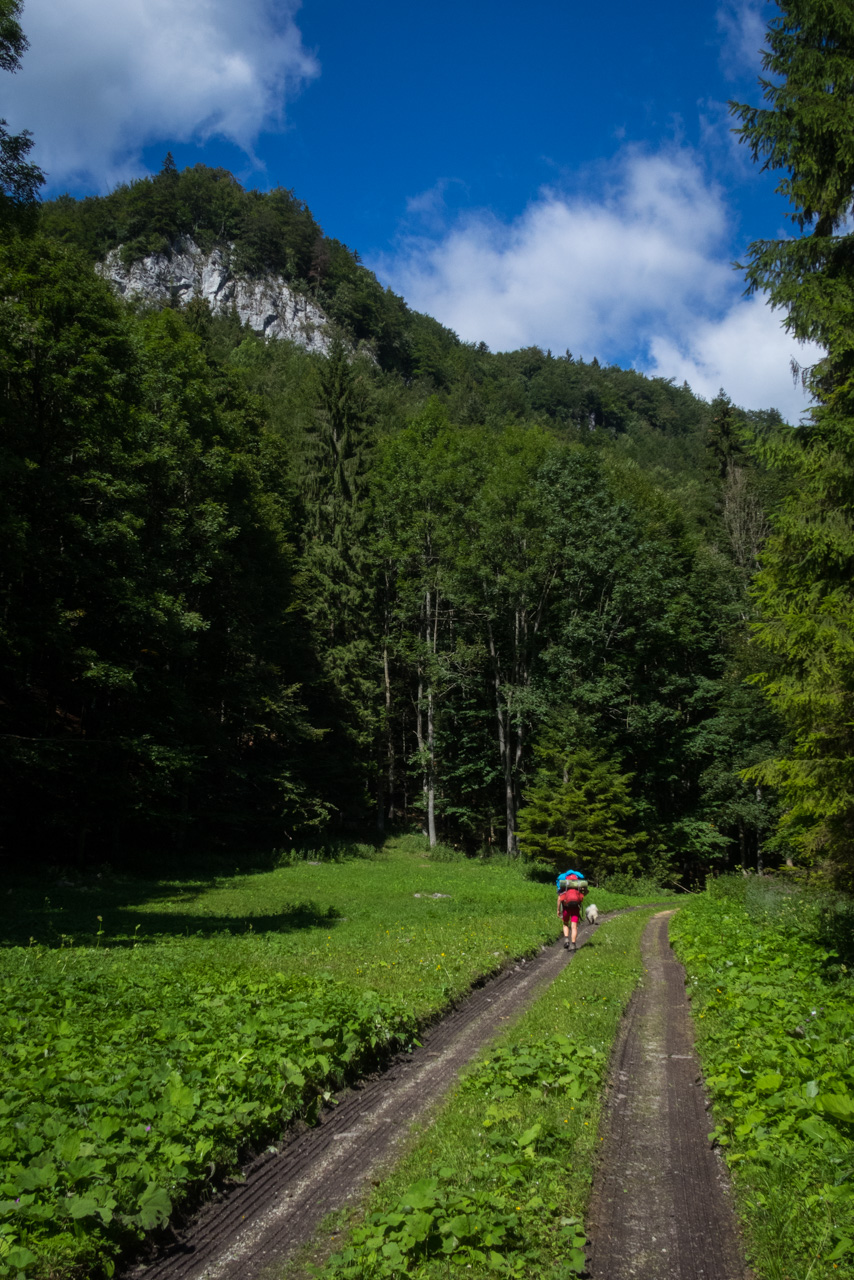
[{"x1": 6, "y1": 0, "x2": 818, "y2": 417}]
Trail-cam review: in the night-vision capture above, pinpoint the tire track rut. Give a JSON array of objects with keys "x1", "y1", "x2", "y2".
[
  {"x1": 586, "y1": 911, "x2": 749, "y2": 1280},
  {"x1": 126, "y1": 918, "x2": 608, "y2": 1280}
]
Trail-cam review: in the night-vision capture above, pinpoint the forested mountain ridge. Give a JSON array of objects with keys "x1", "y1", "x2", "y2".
[{"x1": 1, "y1": 159, "x2": 788, "y2": 881}]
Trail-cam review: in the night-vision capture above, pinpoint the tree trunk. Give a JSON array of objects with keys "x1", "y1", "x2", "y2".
[
  {"x1": 415, "y1": 668, "x2": 427, "y2": 836},
  {"x1": 376, "y1": 776, "x2": 385, "y2": 833},
  {"x1": 383, "y1": 642, "x2": 395, "y2": 822},
  {"x1": 427, "y1": 685, "x2": 437, "y2": 847},
  {"x1": 424, "y1": 589, "x2": 437, "y2": 847},
  {"x1": 488, "y1": 622, "x2": 517, "y2": 855}
]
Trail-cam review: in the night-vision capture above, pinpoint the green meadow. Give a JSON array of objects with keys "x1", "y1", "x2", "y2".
[{"x1": 0, "y1": 839, "x2": 644, "y2": 1279}]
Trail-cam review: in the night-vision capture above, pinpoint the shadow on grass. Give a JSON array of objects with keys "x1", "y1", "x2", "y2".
[
  {"x1": 0, "y1": 828, "x2": 396, "y2": 948},
  {"x1": 0, "y1": 874, "x2": 341, "y2": 949},
  {"x1": 106, "y1": 902, "x2": 342, "y2": 947}
]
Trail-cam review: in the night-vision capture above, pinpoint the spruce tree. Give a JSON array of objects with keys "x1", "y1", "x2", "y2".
[
  {"x1": 730, "y1": 0, "x2": 854, "y2": 400},
  {"x1": 0, "y1": 0, "x2": 43, "y2": 230},
  {"x1": 516, "y1": 730, "x2": 641, "y2": 878},
  {"x1": 734, "y1": 0, "x2": 854, "y2": 866}
]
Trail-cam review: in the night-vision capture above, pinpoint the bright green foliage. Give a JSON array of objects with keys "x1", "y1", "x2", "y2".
[
  {"x1": 671, "y1": 878, "x2": 854, "y2": 1277},
  {"x1": 0, "y1": 956, "x2": 414, "y2": 1278},
  {"x1": 516, "y1": 736, "x2": 640, "y2": 878},
  {"x1": 323, "y1": 1156, "x2": 586, "y2": 1279},
  {"x1": 459, "y1": 1035, "x2": 601, "y2": 1104},
  {"x1": 322, "y1": 907, "x2": 656, "y2": 1280},
  {"x1": 371, "y1": 410, "x2": 559, "y2": 847}
]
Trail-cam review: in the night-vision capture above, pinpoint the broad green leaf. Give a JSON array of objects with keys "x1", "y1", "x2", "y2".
[
  {"x1": 67, "y1": 1194, "x2": 101, "y2": 1220},
  {"x1": 137, "y1": 1183, "x2": 172, "y2": 1229},
  {"x1": 401, "y1": 1177, "x2": 438, "y2": 1210},
  {"x1": 56, "y1": 1131, "x2": 81, "y2": 1163},
  {"x1": 800, "y1": 1117, "x2": 832, "y2": 1142},
  {"x1": 407, "y1": 1209, "x2": 434, "y2": 1242},
  {"x1": 5, "y1": 1246, "x2": 37, "y2": 1268},
  {"x1": 817, "y1": 1094, "x2": 854, "y2": 1124},
  {"x1": 517, "y1": 1123, "x2": 541, "y2": 1148}
]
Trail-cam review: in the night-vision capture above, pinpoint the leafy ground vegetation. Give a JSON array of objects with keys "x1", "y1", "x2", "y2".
[
  {"x1": 0, "y1": 840, "x2": 642, "y2": 1280},
  {"x1": 310, "y1": 908, "x2": 655, "y2": 1280},
  {"x1": 671, "y1": 877, "x2": 854, "y2": 1280}
]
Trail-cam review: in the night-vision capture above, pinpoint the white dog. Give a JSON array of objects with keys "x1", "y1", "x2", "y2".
[{"x1": 585, "y1": 903, "x2": 599, "y2": 925}]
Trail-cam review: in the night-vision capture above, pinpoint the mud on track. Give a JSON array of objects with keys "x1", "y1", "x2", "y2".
[
  {"x1": 126, "y1": 918, "x2": 614, "y2": 1280},
  {"x1": 586, "y1": 911, "x2": 750, "y2": 1280}
]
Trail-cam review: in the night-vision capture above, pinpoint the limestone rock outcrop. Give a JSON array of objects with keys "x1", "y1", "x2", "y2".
[{"x1": 97, "y1": 239, "x2": 331, "y2": 354}]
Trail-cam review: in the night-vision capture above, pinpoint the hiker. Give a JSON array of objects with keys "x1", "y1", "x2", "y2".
[{"x1": 557, "y1": 873, "x2": 586, "y2": 951}]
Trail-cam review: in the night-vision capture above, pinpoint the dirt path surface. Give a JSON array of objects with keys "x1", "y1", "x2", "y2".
[
  {"x1": 126, "y1": 922, "x2": 606, "y2": 1280},
  {"x1": 586, "y1": 911, "x2": 749, "y2": 1280}
]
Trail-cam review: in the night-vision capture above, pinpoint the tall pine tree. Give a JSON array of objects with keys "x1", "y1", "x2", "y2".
[{"x1": 734, "y1": 0, "x2": 854, "y2": 868}]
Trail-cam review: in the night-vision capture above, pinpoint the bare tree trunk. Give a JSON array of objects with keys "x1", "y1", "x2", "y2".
[
  {"x1": 488, "y1": 622, "x2": 517, "y2": 855},
  {"x1": 376, "y1": 775, "x2": 385, "y2": 833},
  {"x1": 415, "y1": 666, "x2": 427, "y2": 836},
  {"x1": 383, "y1": 644, "x2": 395, "y2": 822},
  {"x1": 427, "y1": 686, "x2": 437, "y2": 847},
  {"x1": 401, "y1": 714, "x2": 408, "y2": 818},
  {"x1": 424, "y1": 589, "x2": 438, "y2": 848}
]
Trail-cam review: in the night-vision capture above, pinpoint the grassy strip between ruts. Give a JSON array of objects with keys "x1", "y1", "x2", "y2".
[
  {"x1": 670, "y1": 877, "x2": 854, "y2": 1280},
  {"x1": 0, "y1": 840, "x2": 648, "y2": 1280},
  {"x1": 300, "y1": 907, "x2": 658, "y2": 1280}
]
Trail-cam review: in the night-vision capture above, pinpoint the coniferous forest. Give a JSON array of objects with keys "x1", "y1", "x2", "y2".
[{"x1": 2, "y1": 0, "x2": 853, "y2": 889}]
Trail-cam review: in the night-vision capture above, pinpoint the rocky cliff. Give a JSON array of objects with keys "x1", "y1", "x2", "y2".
[{"x1": 97, "y1": 239, "x2": 331, "y2": 354}]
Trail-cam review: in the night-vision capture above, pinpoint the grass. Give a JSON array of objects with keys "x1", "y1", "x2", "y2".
[
  {"x1": 3, "y1": 836, "x2": 646, "y2": 1016},
  {"x1": 671, "y1": 876, "x2": 854, "y2": 1280},
  {"x1": 309, "y1": 906, "x2": 658, "y2": 1280},
  {"x1": 0, "y1": 838, "x2": 659, "y2": 1280}
]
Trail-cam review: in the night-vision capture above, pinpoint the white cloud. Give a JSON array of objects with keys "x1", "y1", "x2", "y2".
[
  {"x1": 648, "y1": 297, "x2": 820, "y2": 421},
  {"x1": 716, "y1": 0, "x2": 768, "y2": 78},
  {"x1": 5, "y1": 0, "x2": 318, "y2": 190},
  {"x1": 374, "y1": 146, "x2": 817, "y2": 421},
  {"x1": 380, "y1": 150, "x2": 731, "y2": 354}
]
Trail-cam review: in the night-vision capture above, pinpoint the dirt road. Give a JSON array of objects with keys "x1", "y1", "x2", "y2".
[
  {"x1": 586, "y1": 910, "x2": 749, "y2": 1280},
  {"x1": 128, "y1": 906, "x2": 747, "y2": 1280},
  {"x1": 127, "y1": 931, "x2": 584, "y2": 1280}
]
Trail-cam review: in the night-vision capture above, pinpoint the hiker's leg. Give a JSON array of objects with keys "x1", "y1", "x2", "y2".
[{"x1": 570, "y1": 918, "x2": 578, "y2": 944}]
